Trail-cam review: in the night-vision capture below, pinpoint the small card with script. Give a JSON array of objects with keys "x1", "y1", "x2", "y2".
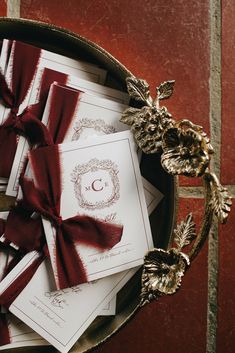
[
  {"x1": 7, "y1": 77, "x2": 129, "y2": 197},
  {"x1": 28, "y1": 131, "x2": 152, "y2": 289},
  {"x1": 0, "y1": 252, "x2": 137, "y2": 353}
]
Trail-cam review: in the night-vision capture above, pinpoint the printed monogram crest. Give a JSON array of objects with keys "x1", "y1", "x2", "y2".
[
  {"x1": 72, "y1": 118, "x2": 116, "y2": 141},
  {"x1": 71, "y1": 158, "x2": 120, "y2": 210}
]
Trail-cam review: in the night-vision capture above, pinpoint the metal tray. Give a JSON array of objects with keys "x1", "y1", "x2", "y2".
[{"x1": 0, "y1": 18, "x2": 177, "y2": 353}]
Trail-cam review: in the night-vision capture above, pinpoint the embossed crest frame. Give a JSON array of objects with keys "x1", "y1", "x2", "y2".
[
  {"x1": 71, "y1": 158, "x2": 120, "y2": 210},
  {"x1": 120, "y1": 77, "x2": 232, "y2": 306}
]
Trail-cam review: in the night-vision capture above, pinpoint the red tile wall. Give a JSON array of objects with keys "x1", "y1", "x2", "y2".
[
  {"x1": 217, "y1": 201, "x2": 235, "y2": 353},
  {"x1": 21, "y1": 0, "x2": 211, "y2": 187},
  {"x1": 1, "y1": 1, "x2": 234, "y2": 352},
  {"x1": 217, "y1": 2, "x2": 235, "y2": 352},
  {"x1": 0, "y1": 0, "x2": 6, "y2": 16},
  {"x1": 21, "y1": 0, "x2": 210, "y2": 132},
  {"x1": 221, "y1": 0, "x2": 235, "y2": 185}
]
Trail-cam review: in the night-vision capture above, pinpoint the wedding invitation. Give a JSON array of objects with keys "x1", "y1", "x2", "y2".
[
  {"x1": 0, "y1": 252, "x2": 137, "y2": 353},
  {"x1": 27, "y1": 131, "x2": 152, "y2": 288}
]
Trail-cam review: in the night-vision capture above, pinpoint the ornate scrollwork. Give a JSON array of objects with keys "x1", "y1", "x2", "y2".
[{"x1": 120, "y1": 76, "x2": 232, "y2": 306}]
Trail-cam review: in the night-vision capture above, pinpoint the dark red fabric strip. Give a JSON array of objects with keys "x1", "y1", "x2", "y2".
[
  {"x1": 0, "y1": 41, "x2": 41, "y2": 178},
  {"x1": 47, "y1": 83, "x2": 80, "y2": 143},
  {"x1": 0, "y1": 253, "x2": 45, "y2": 309},
  {"x1": 0, "y1": 314, "x2": 10, "y2": 346}
]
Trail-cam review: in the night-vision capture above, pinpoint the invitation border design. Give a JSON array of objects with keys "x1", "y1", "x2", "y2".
[
  {"x1": 71, "y1": 158, "x2": 120, "y2": 210},
  {"x1": 72, "y1": 118, "x2": 116, "y2": 141}
]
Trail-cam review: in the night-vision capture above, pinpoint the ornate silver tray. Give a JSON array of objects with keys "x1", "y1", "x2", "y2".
[{"x1": 0, "y1": 17, "x2": 231, "y2": 353}]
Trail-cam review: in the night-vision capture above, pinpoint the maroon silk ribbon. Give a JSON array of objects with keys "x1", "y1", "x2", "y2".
[
  {"x1": 2, "y1": 72, "x2": 80, "y2": 262},
  {"x1": 18, "y1": 145, "x2": 123, "y2": 289},
  {"x1": 0, "y1": 314, "x2": 10, "y2": 346},
  {"x1": 0, "y1": 41, "x2": 41, "y2": 178},
  {"x1": 46, "y1": 81, "x2": 81, "y2": 143},
  {"x1": 0, "y1": 218, "x2": 5, "y2": 237}
]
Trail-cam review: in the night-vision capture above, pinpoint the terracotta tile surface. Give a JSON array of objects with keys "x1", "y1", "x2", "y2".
[
  {"x1": 20, "y1": 0, "x2": 211, "y2": 188},
  {"x1": 0, "y1": 0, "x2": 6, "y2": 16},
  {"x1": 217, "y1": 201, "x2": 235, "y2": 353},
  {"x1": 21, "y1": 0, "x2": 210, "y2": 131},
  {"x1": 221, "y1": 0, "x2": 235, "y2": 184}
]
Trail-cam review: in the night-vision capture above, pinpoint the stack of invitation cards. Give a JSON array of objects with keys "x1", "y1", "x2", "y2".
[
  {"x1": 7, "y1": 79, "x2": 130, "y2": 197},
  {"x1": 0, "y1": 39, "x2": 165, "y2": 352},
  {"x1": 0, "y1": 39, "x2": 107, "y2": 182}
]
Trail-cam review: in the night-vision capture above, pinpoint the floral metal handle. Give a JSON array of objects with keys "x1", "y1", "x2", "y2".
[{"x1": 120, "y1": 77, "x2": 232, "y2": 306}]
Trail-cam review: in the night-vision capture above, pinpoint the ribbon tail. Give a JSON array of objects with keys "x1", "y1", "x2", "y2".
[
  {"x1": 55, "y1": 227, "x2": 87, "y2": 289},
  {"x1": 0, "y1": 253, "x2": 45, "y2": 309},
  {"x1": 66, "y1": 215, "x2": 123, "y2": 250},
  {"x1": 20, "y1": 109, "x2": 53, "y2": 146},
  {"x1": 0, "y1": 314, "x2": 11, "y2": 346},
  {"x1": 0, "y1": 126, "x2": 17, "y2": 178},
  {"x1": 2, "y1": 253, "x2": 23, "y2": 279},
  {"x1": 0, "y1": 218, "x2": 5, "y2": 236}
]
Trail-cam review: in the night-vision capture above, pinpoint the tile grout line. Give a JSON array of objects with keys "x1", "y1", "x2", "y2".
[
  {"x1": 7, "y1": 0, "x2": 21, "y2": 18},
  {"x1": 179, "y1": 185, "x2": 235, "y2": 198},
  {"x1": 207, "y1": 0, "x2": 221, "y2": 352}
]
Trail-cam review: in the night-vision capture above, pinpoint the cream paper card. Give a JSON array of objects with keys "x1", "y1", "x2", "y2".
[
  {"x1": 0, "y1": 314, "x2": 49, "y2": 350},
  {"x1": 0, "y1": 252, "x2": 137, "y2": 353}
]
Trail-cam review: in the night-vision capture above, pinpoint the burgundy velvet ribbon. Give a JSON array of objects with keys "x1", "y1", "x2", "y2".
[
  {"x1": 0, "y1": 218, "x2": 5, "y2": 236},
  {"x1": 17, "y1": 145, "x2": 123, "y2": 289},
  {"x1": 0, "y1": 41, "x2": 41, "y2": 178},
  {"x1": 0, "y1": 314, "x2": 10, "y2": 346},
  {"x1": 0, "y1": 251, "x2": 46, "y2": 310},
  {"x1": 3, "y1": 206, "x2": 45, "y2": 253},
  {"x1": 46, "y1": 82, "x2": 81, "y2": 143},
  {"x1": 2, "y1": 72, "x2": 80, "y2": 268}
]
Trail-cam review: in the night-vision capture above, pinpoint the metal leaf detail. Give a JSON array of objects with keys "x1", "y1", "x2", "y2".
[
  {"x1": 157, "y1": 80, "x2": 175, "y2": 100},
  {"x1": 210, "y1": 184, "x2": 232, "y2": 224},
  {"x1": 126, "y1": 77, "x2": 150, "y2": 104},
  {"x1": 120, "y1": 107, "x2": 141, "y2": 126},
  {"x1": 174, "y1": 213, "x2": 196, "y2": 250}
]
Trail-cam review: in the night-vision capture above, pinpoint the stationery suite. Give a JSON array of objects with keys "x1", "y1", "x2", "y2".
[
  {"x1": 0, "y1": 39, "x2": 165, "y2": 353},
  {"x1": 7, "y1": 71, "x2": 130, "y2": 197},
  {"x1": 0, "y1": 253, "x2": 138, "y2": 353},
  {"x1": 0, "y1": 39, "x2": 106, "y2": 183}
]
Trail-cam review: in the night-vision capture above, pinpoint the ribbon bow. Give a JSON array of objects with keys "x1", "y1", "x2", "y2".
[{"x1": 19, "y1": 145, "x2": 123, "y2": 289}]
